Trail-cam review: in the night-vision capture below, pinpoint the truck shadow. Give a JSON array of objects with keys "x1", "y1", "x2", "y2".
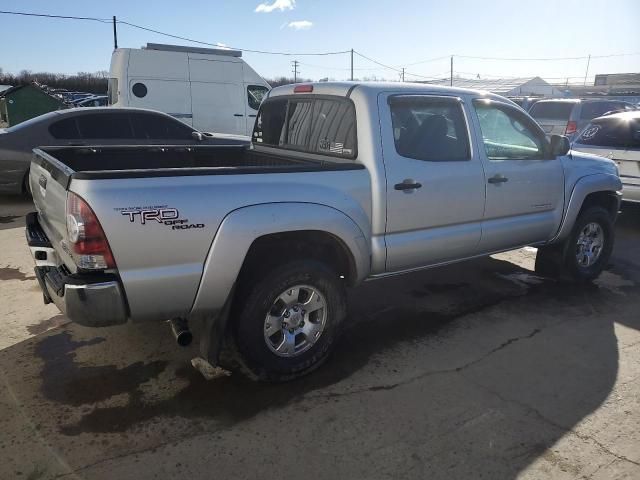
[{"x1": 1, "y1": 216, "x2": 638, "y2": 478}]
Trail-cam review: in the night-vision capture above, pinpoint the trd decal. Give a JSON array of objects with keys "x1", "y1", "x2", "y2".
[{"x1": 115, "y1": 206, "x2": 204, "y2": 230}]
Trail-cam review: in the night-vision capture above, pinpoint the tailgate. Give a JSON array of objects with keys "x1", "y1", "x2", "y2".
[{"x1": 30, "y1": 151, "x2": 75, "y2": 269}]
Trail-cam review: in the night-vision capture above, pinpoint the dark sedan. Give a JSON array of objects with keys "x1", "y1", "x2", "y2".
[{"x1": 0, "y1": 107, "x2": 249, "y2": 195}]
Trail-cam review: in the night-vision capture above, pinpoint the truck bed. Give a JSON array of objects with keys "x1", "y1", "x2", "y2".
[{"x1": 33, "y1": 145, "x2": 363, "y2": 185}]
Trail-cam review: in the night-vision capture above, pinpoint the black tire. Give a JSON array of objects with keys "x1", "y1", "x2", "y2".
[
  {"x1": 228, "y1": 260, "x2": 346, "y2": 382},
  {"x1": 536, "y1": 206, "x2": 614, "y2": 282}
]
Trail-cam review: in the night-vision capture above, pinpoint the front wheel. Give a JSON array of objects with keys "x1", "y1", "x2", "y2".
[
  {"x1": 228, "y1": 260, "x2": 346, "y2": 382},
  {"x1": 535, "y1": 206, "x2": 614, "y2": 282}
]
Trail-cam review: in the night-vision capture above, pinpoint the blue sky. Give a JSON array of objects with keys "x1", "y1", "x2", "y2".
[{"x1": 1, "y1": 0, "x2": 639, "y2": 83}]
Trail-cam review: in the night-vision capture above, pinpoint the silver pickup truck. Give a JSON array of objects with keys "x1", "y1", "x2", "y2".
[{"x1": 26, "y1": 82, "x2": 622, "y2": 381}]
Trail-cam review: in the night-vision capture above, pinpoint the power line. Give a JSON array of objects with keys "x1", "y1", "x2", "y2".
[
  {"x1": 404, "y1": 55, "x2": 451, "y2": 66},
  {"x1": 118, "y1": 20, "x2": 351, "y2": 56},
  {"x1": 0, "y1": 9, "x2": 110, "y2": 22},
  {"x1": 353, "y1": 50, "x2": 403, "y2": 73}
]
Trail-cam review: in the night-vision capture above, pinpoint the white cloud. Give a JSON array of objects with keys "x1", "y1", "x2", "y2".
[
  {"x1": 287, "y1": 20, "x2": 313, "y2": 30},
  {"x1": 255, "y1": 0, "x2": 295, "y2": 13}
]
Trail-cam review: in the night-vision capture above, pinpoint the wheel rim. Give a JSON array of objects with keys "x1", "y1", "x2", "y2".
[
  {"x1": 263, "y1": 285, "x2": 328, "y2": 357},
  {"x1": 575, "y1": 222, "x2": 604, "y2": 268}
]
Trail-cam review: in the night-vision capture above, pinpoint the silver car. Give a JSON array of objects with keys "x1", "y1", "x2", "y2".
[
  {"x1": 572, "y1": 110, "x2": 640, "y2": 203},
  {"x1": 0, "y1": 107, "x2": 248, "y2": 195},
  {"x1": 529, "y1": 98, "x2": 637, "y2": 141}
]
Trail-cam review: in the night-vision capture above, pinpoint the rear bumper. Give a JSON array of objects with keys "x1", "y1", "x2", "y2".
[{"x1": 26, "y1": 212, "x2": 129, "y2": 327}]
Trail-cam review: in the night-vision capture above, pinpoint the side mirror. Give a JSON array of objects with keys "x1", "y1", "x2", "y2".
[
  {"x1": 191, "y1": 131, "x2": 204, "y2": 142},
  {"x1": 549, "y1": 134, "x2": 570, "y2": 157}
]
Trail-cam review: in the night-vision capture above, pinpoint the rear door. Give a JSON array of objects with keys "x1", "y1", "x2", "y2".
[
  {"x1": 529, "y1": 101, "x2": 574, "y2": 136},
  {"x1": 381, "y1": 94, "x2": 486, "y2": 272},
  {"x1": 471, "y1": 99, "x2": 565, "y2": 252}
]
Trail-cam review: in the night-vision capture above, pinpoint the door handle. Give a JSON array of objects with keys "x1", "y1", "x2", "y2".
[
  {"x1": 233, "y1": 114, "x2": 244, "y2": 117},
  {"x1": 394, "y1": 180, "x2": 422, "y2": 191},
  {"x1": 488, "y1": 175, "x2": 508, "y2": 184}
]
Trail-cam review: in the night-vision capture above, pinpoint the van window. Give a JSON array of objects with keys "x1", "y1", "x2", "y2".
[
  {"x1": 76, "y1": 113, "x2": 134, "y2": 139},
  {"x1": 247, "y1": 85, "x2": 269, "y2": 110},
  {"x1": 253, "y1": 97, "x2": 357, "y2": 158},
  {"x1": 49, "y1": 117, "x2": 81, "y2": 140},
  {"x1": 529, "y1": 102, "x2": 574, "y2": 120},
  {"x1": 389, "y1": 96, "x2": 470, "y2": 161}
]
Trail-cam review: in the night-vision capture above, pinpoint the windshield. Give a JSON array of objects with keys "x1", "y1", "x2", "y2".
[{"x1": 575, "y1": 117, "x2": 634, "y2": 147}]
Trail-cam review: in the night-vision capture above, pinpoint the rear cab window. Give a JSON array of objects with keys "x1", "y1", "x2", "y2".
[
  {"x1": 253, "y1": 96, "x2": 356, "y2": 159},
  {"x1": 529, "y1": 102, "x2": 574, "y2": 120}
]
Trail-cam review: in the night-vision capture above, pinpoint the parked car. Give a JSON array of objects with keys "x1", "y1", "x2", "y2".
[
  {"x1": 508, "y1": 96, "x2": 543, "y2": 112},
  {"x1": 529, "y1": 98, "x2": 637, "y2": 140},
  {"x1": 572, "y1": 110, "x2": 640, "y2": 203},
  {"x1": 0, "y1": 107, "x2": 248, "y2": 195},
  {"x1": 26, "y1": 82, "x2": 621, "y2": 381},
  {"x1": 109, "y1": 42, "x2": 271, "y2": 136},
  {"x1": 75, "y1": 96, "x2": 108, "y2": 107}
]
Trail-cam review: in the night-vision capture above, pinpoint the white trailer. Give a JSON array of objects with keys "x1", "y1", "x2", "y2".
[{"x1": 108, "y1": 43, "x2": 270, "y2": 136}]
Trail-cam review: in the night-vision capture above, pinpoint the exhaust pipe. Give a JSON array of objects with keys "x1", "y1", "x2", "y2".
[{"x1": 169, "y1": 318, "x2": 192, "y2": 347}]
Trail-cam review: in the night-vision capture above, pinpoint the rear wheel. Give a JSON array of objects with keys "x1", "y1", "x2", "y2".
[
  {"x1": 228, "y1": 260, "x2": 346, "y2": 382},
  {"x1": 535, "y1": 206, "x2": 614, "y2": 282}
]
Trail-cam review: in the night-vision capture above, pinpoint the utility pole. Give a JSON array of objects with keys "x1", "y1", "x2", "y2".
[
  {"x1": 112, "y1": 16, "x2": 118, "y2": 49},
  {"x1": 292, "y1": 60, "x2": 299, "y2": 83},
  {"x1": 350, "y1": 49, "x2": 354, "y2": 81},
  {"x1": 401, "y1": 68, "x2": 405, "y2": 82},
  {"x1": 450, "y1": 55, "x2": 453, "y2": 87},
  {"x1": 583, "y1": 54, "x2": 591, "y2": 86}
]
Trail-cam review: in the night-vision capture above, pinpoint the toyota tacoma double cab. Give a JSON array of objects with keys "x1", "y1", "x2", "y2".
[{"x1": 26, "y1": 82, "x2": 622, "y2": 381}]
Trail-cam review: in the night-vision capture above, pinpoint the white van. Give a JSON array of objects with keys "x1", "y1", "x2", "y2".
[{"x1": 108, "y1": 43, "x2": 270, "y2": 136}]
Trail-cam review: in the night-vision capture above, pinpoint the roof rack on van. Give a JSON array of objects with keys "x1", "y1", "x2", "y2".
[{"x1": 144, "y1": 43, "x2": 242, "y2": 58}]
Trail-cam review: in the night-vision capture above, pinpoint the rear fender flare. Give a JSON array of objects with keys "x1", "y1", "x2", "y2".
[{"x1": 189, "y1": 202, "x2": 370, "y2": 317}]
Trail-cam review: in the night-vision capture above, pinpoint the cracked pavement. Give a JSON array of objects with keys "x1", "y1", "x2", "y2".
[{"x1": 1, "y1": 196, "x2": 639, "y2": 480}]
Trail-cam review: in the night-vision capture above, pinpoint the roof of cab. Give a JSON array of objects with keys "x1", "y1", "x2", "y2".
[
  {"x1": 592, "y1": 110, "x2": 640, "y2": 122},
  {"x1": 267, "y1": 81, "x2": 517, "y2": 104}
]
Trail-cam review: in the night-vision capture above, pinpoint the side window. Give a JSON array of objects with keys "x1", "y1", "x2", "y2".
[
  {"x1": 473, "y1": 100, "x2": 545, "y2": 160},
  {"x1": 253, "y1": 97, "x2": 356, "y2": 158},
  {"x1": 389, "y1": 96, "x2": 470, "y2": 161},
  {"x1": 247, "y1": 85, "x2": 269, "y2": 111},
  {"x1": 130, "y1": 113, "x2": 194, "y2": 140},
  {"x1": 76, "y1": 113, "x2": 134, "y2": 139},
  {"x1": 48, "y1": 117, "x2": 81, "y2": 140}
]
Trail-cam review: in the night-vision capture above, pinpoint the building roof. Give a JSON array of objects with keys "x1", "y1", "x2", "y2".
[
  {"x1": 0, "y1": 85, "x2": 12, "y2": 93},
  {"x1": 0, "y1": 84, "x2": 26, "y2": 97},
  {"x1": 419, "y1": 76, "x2": 552, "y2": 95}
]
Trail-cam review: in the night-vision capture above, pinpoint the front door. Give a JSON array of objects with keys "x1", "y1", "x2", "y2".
[
  {"x1": 470, "y1": 99, "x2": 565, "y2": 252},
  {"x1": 381, "y1": 94, "x2": 486, "y2": 272}
]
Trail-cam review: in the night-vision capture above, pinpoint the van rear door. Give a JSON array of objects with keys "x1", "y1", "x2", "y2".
[
  {"x1": 189, "y1": 58, "x2": 245, "y2": 134},
  {"x1": 529, "y1": 101, "x2": 575, "y2": 136}
]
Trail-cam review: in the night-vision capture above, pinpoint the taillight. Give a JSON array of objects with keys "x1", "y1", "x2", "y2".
[
  {"x1": 66, "y1": 192, "x2": 116, "y2": 270},
  {"x1": 565, "y1": 121, "x2": 578, "y2": 135}
]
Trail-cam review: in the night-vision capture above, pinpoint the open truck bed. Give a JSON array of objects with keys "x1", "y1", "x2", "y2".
[{"x1": 32, "y1": 144, "x2": 361, "y2": 185}]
